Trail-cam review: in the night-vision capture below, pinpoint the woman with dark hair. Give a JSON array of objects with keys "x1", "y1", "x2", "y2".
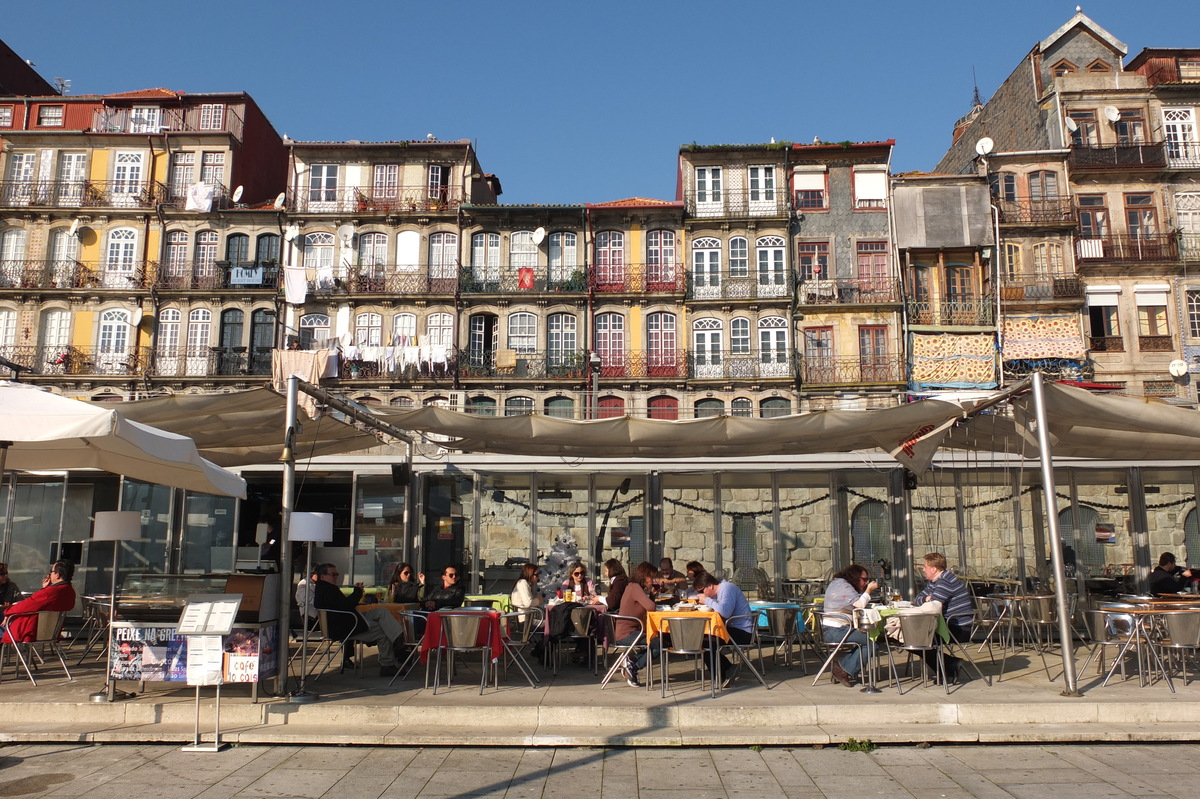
[
  {"x1": 559, "y1": 561, "x2": 598, "y2": 603},
  {"x1": 510, "y1": 563, "x2": 544, "y2": 613},
  {"x1": 388, "y1": 562, "x2": 420, "y2": 603},
  {"x1": 614, "y1": 561, "x2": 658, "y2": 687},
  {"x1": 603, "y1": 559, "x2": 628, "y2": 610},
  {"x1": 821, "y1": 564, "x2": 878, "y2": 687}
]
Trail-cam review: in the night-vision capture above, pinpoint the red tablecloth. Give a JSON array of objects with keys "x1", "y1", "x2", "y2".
[{"x1": 420, "y1": 609, "x2": 503, "y2": 663}]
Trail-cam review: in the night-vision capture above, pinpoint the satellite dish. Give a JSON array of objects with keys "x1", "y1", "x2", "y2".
[
  {"x1": 1169, "y1": 359, "x2": 1189, "y2": 378},
  {"x1": 1065, "y1": 117, "x2": 1078, "y2": 132},
  {"x1": 531, "y1": 227, "x2": 547, "y2": 246},
  {"x1": 283, "y1": 224, "x2": 300, "y2": 243},
  {"x1": 273, "y1": 192, "x2": 286, "y2": 210},
  {"x1": 974, "y1": 137, "x2": 994, "y2": 156},
  {"x1": 68, "y1": 218, "x2": 81, "y2": 237},
  {"x1": 1104, "y1": 105, "x2": 1121, "y2": 123},
  {"x1": 231, "y1": 185, "x2": 244, "y2": 203},
  {"x1": 337, "y1": 223, "x2": 355, "y2": 244}
]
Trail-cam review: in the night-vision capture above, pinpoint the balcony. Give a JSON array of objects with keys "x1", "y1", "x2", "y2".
[
  {"x1": 459, "y1": 266, "x2": 587, "y2": 294},
  {"x1": 906, "y1": 299, "x2": 994, "y2": 326},
  {"x1": 458, "y1": 349, "x2": 588, "y2": 380},
  {"x1": 1139, "y1": 335, "x2": 1175, "y2": 352},
  {"x1": 999, "y1": 275, "x2": 1083, "y2": 300},
  {"x1": 688, "y1": 351, "x2": 794, "y2": 381},
  {"x1": 155, "y1": 261, "x2": 278, "y2": 291},
  {"x1": 0, "y1": 345, "x2": 150, "y2": 377},
  {"x1": 687, "y1": 270, "x2": 794, "y2": 301},
  {"x1": 1075, "y1": 234, "x2": 1179, "y2": 263},
  {"x1": 160, "y1": 182, "x2": 230, "y2": 211},
  {"x1": 153, "y1": 347, "x2": 272, "y2": 378},
  {"x1": 1182, "y1": 234, "x2": 1200, "y2": 261},
  {"x1": 796, "y1": 278, "x2": 903, "y2": 306},
  {"x1": 591, "y1": 262, "x2": 686, "y2": 294},
  {"x1": 286, "y1": 186, "x2": 463, "y2": 214},
  {"x1": 0, "y1": 180, "x2": 167, "y2": 210},
  {"x1": 684, "y1": 188, "x2": 789, "y2": 218},
  {"x1": 799, "y1": 355, "x2": 906, "y2": 387},
  {"x1": 1088, "y1": 336, "x2": 1125, "y2": 352},
  {"x1": 1068, "y1": 142, "x2": 1167, "y2": 171},
  {"x1": 995, "y1": 197, "x2": 1076, "y2": 225},
  {"x1": 0, "y1": 260, "x2": 151, "y2": 290},
  {"x1": 1167, "y1": 141, "x2": 1200, "y2": 170},
  {"x1": 91, "y1": 106, "x2": 245, "y2": 141}
]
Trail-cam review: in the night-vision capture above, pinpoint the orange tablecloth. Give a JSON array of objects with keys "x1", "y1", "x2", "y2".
[
  {"x1": 646, "y1": 609, "x2": 729, "y2": 642},
  {"x1": 420, "y1": 609, "x2": 503, "y2": 663}
]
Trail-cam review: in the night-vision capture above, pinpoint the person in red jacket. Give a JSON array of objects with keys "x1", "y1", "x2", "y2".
[{"x1": 1, "y1": 560, "x2": 77, "y2": 643}]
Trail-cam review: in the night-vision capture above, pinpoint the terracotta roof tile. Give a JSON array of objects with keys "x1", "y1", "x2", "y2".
[{"x1": 103, "y1": 88, "x2": 182, "y2": 100}]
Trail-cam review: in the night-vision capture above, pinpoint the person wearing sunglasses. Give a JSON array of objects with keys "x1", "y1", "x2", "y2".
[
  {"x1": 419, "y1": 565, "x2": 465, "y2": 612},
  {"x1": 0, "y1": 563, "x2": 20, "y2": 610},
  {"x1": 2, "y1": 560, "x2": 76, "y2": 645},
  {"x1": 387, "y1": 562, "x2": 420, "y2": 603},
  {"x1": 558, "y1": 561, "x2": 598, "y2": 604}
]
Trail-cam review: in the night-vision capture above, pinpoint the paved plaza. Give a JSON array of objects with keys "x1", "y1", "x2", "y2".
[{"x1": 0, "y1": 742, "x2": 1196, "y2": 799}]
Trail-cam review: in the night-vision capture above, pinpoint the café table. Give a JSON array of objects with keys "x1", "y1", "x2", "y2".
[
  {"x1": 647, "y1": 608, "x2": 726, "y2": 698},
  {"x1": 358, "y1": 601, "x2": 419, "y2": 625},
  {"x1": 542, "y1": 600, "x2": 607, "y2": 673},
  {"x1": 1098, "y1": 605, "x2": 1181, "y2": 691},
  {"x1": 465, "y1": 593, "x2": 514, "y2": 612}
]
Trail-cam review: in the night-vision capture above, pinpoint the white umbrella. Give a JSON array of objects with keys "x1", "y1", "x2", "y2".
[{"x1": 0, "y1": 382, "x2": 245, "y2": 498}]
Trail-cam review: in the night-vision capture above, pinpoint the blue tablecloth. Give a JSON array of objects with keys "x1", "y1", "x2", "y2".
[{"x1": 749, "y1": 601, "x2": 806, "y2": 632}]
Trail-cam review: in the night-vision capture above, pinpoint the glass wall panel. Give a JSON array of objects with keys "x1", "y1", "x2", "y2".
[
  {"x1": 661, "y1": 472, "x2": 718, "y2": 576},
  {"x1": 595, "y1": 474, "x2": 643, "y2": 579},
  {"x1": 3, "y1": 476, "x2": 69, "y2": 592},
  {"x1": 120, "y1": 480, "x2": 172, "y2": 574},
  {"x1": 719, "y1": 472, "x2": 773, "y2": 598},
  {"x1": 1056, "y1": 468, "x2": 1130, "y2": 584},
  {"x1": 533, "y1": 473, "x2": 589, "y2": 590},
  {"x1": 180, "y1": 492, "x2": 237, "y2": 573},
  {"x1": 778, "y1": 471, "x2": 835, "y2": 593},
  {"x1": 352, "y1": 474, "x2": 406, "y2": 589}
]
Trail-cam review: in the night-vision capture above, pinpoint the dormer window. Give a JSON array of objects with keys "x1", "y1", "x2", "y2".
[
  {"x1": 129, "y1": 105, "x2": 161, "y2": 133},
  {"x1": 37, "y1": 105, "x2": 63, "y2": 126},
  {"x1": 1052, "y1": 59, "x2": 1077, "y2": 77},
  {"x1": 1086, "y1": 59, "x2": 1112, "y2": 73},
  {"x1": 1180, "y1": 59, "x2": 1200, "y2": 81}
]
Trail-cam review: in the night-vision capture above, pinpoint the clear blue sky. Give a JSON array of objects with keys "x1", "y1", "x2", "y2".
[{"x1": 7, "y1": 1, "x2": 1200, "y2": 205}]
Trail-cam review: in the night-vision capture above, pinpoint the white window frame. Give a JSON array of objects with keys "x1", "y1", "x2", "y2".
[{"x1": 199, "y1": 103, "x2": 224, "y2": 131}]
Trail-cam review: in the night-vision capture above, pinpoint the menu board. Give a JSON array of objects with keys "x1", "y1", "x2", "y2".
[{"x1": 176, "y1": 594, "x2": 242, "y2": 636}]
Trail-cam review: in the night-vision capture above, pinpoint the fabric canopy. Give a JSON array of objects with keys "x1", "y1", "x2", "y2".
[
  {"x1": 111, "y1": 387, "x2": 381, "y2": 467},
  {"x1": 0, "y1": 383, "x2": 246, "y2": 498}
]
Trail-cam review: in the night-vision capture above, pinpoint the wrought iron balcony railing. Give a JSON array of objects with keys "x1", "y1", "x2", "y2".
[
  {"x1": 591, "y1": 262, "x2": 686, "y2": 293},
  {"x1": 0, "y1": 259, "x2": 152, "y2": 290},
  {"x1": 799, "y1": 355, "x2": 906, "y2": 387},
  {"x1": 0, "y1": 180, "x2": 167, "y2": 209},
  {"x1": 155, "y1": 260, "x2": 279, "y2": 290},
  {"x1": 160, "y1": 181, "x2": 230, "y2": 211},
  {"x1": 796, "y1": 278, "x2": 903, "y2": 305},
  {"x1": 1068, "y1": 142, "x2": 1167, "y2": 170},
  {"x1": 286, "y1": 185, "x2": 463, "y2": 213},
  {"x1": 686, "y1": 269, "x2": 794, "y2": 301},
  {"x1": 0, "y1": 344, "x2": 151, "y2": 377},
  {"x1": 1166, "y1": 140, "x2": 1200, "y2": 169},
  {"x1": 152, "y1": 346, "x2": 272, "y2": 378},
  {"x1": 1075, "y1": 234, "x2": 1179, "y2": 263},
  {"x1": 906, "y1": 299, "x2": 994, "y2": 326},
  {"x1": 683, "y1": 188, "x2": 790, "y2": 218},
  {"x1": 688, "y1": 351, "x2": 794, "y2": 380},
  {"x1": 457, "y1": 348, "x2": 588, "y2": 380},
  {"x1": 459, "y1": 265, "x2": 588, "y2": 294},
  {"x1": 999, "y1": 275, "x2": 1083, "y2": 300},
  {"x1": 995, "y1": 196, "x2": 1076, "y2": 225},
  {"x1": 1139, "y1": 335, "x2": 1174, "y2": 352},
  {"x1": 1182, "y1": 234, "x2": 1200, "y2": 261},
  {"x1": 91, "y1": 105, "x2": 245, "y2": 140},
  {"x1": 1088, "y1": 336, "x2": 1125, "y2": 352}
]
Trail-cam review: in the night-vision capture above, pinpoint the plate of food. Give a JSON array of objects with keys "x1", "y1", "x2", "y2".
[{"x1": 891, "y1": 600, "x2": 913, "y2": 609}]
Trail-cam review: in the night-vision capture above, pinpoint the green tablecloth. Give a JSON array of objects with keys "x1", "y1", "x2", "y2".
[
  {"x1": 871, "y1": 606, "x2": 951, "y2": 643},
  {"x1": 465, "y1": 593, "x2": 513, "y2": 612}
]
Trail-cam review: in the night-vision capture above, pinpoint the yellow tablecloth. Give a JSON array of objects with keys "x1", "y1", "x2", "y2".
[
  {"x1": 358, "y1": 602, "x2": 420, "y2": 624},
  {"x1": 646, "y1": 609, "x2": 729, "y2": 642}
]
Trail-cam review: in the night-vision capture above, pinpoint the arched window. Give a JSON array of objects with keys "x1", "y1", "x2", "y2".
[
  {"x1": 598, "y1": 396, "x2": 625, "y2": 419},
  {"x1": 467, "y1": 396, "x2": 496, "y2": 416},
  {"x1": 647, "y1": 230, "x2": 677, "y2": 288},
  {"x1": 731, "y1": 397, "x2": 753, "y2": 417},
  {"x1": 39, "y1": 308, "x2": 71, "y2": 371},
  {"x1": 548, "y1": 232, "x2": 577, "y2": 284},
  {"x1": 990, "y1": 171, "x2": 1017, "y2": 202},
  {"x1": 97, "y1": 308, "x2": 131, "y2": 372},
  {"x1": 225, "y1": 233, "x2": 250, "y2": 266},
  {"x1": 390, "y1": 396, "x2": 415, "y2": 409},
  {"x1": 595, "y1": 312, "x2": 625, "y2": 374},
  {"x1": 299, "y1": 313, "x2": 330, "y2": 349},
  {"x1": 505, "y1": 396, "x2": 534, "y2": 416},
  {"x1": 1056, "y1": 505, "x2": 1106, "y2": 576},
  {"x1": 429, "y1": 232, "x2": 458, "y2": 281},
  {"x1": 1032, "y1": 242, "x2": 1064, "y2": 277},
  {"x1": 694, "y1": 398, "x2": 724, "y2": 418},
  {"x1": 851, "y1": 499, "x2": 891, "y2": 571},
  {"x1": 467, "y1": 313, "x2": 498, "y2": 369},
  {"x1": 545, "y1": 396, "x2": 574, "y2": 419},
  {"x1": 427, "y1": 312, "x2": 454, "y2": 347},
  {"x1": 510, "y1": 230, "x2": 536, "y2": 268},
  {"x1": 255, "y1": 233, "x2": 280, "y2": 265},
  {"x1": 356, "y1": 312, "x2": 382, "y2": 346},
  {"x1": 48, "y1": 228, "x2": 78, "y2": 287},
  {"x1": 692, "y1": 317, "x2": 723, "y2": 377},
  {"x1": 508, "y1": 312, "x2": 537, "y2": 353},
  {"x1": 358, "y1": 232, "x2": 387, "y2": 267},
  {"x1": 760, "y1": 397, "x2": 791, "y2": 418},
  {"x1": 219, "y1": 309, "x2": 244, "y2": 350},
  {"x1": 648, "y1": 395, "x2": 679, "y2": 420},
  {"x1": 303, "y1": 232, "x2": 335, "y2": 274},
  {"x1": 1002, "y1": 243, "x2": 1022, "y2": 280},
  {"x1": 195, "y1": 230, "x2": 219, "y2": 282},
  {"x1": 755, "y1": 235, "x2": 786, "y2": 297},
  {"x1": 186, "y1": 308, "x2": 212, "y2": 375},
  {"x1": 393, "y1": 312, "x2": 417, "y2": 344},
  {"x1": 594, "y1": 231, "x2": 624, "y2": 289},
  {"x1": 647, "y1": 312, "x2": 678, "y2": 375},
  {"x1": 1185, "y1": 508, "x2": 1200, "y2": 565},
  {"x1": 0, "y1": 308, "x2": 13, "y2": 349},
  {"x1": 731, "y1": 317, "x2": 751, "y2": 355},
  {"x1": 0, "y1": 228, "x2": 27, "y2": 266},
  {"x1": 691, "y1": 236, "x2": 721, "y2": 298},
  {"x1": 157, "y1": 308, "x2": 181, "y2": 356},
  {"x1": 547, "y1": 312, "x2": 577, "y2": 367},
  {"x1": 103, "y1": 228, "x2": 137, "y2": 287},
  {"x1": 758, "y1": 316, "x2": 789, "y2": 375},
  {"x1": 472, "y1": 232, "x2": 500, "y2": 284},
  {"x1": 729, "y1": 236, "x2": 748, "y2": 278},
  {"x1": 250, "y1": 309, "x2": 275, "y2": 366}
]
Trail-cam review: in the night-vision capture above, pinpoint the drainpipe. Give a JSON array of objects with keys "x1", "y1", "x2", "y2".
[
  {"x1": 992, "y1": 202, "x2": 1003, "y2": 388},
  {"x1": 584, "y1": 205, "x2": 595, "y2": 416}
]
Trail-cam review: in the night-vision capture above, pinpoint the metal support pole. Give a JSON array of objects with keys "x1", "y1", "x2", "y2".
[
  {"x1": 276, "y1": 376, "x2": 298, "y2": 695},
  {"x1": 1031, "y1": 372, "x2": 1081, "y2": 696}
]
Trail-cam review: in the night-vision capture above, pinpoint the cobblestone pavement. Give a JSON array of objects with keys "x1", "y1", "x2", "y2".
[{"x1": 0, "y1": 742, "x2": 1193, "y2": 799}]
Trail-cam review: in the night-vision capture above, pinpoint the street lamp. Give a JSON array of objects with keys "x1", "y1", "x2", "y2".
[
  {"x1": 589, "y1": 352, "x2": 602, "y2": 419},
  {"x1": 90, "y1": 510, "x2": 141, "y2": 703},
  {"x1": 288, "y1": 511, "x2": 333, "y2": 704}
]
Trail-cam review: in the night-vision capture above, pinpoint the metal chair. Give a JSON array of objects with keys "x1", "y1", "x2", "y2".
[
  {"x1": 599, "y1": 613, "x2": 645, "y2": 690},
  {"x1": 551, "y1": 605, "x2": 598, "y2": 675},
  {"x1": 1080, "y1": 607, "x2": 1134, "y2": 679},
  {"x1": 311, "y1": 608, "x2": 373, "y2": 680},
  {"x1": 759, "y1": 606, "x2": 804, "y2": 672},
  {"x1": 0, "y1": 611, "x2": 72, "y2": 685},
  {"x1": 810, "y1": 610, "x2": 863, "y2": 686},
  {"x1": 1156, "y1": 610, "x2": 1200, "y2": 685},
  {"x1": 658, "y1": 615, "x2": 715, "y2": 698},
  {"x1": 719, "y1": 613, "x2": 770, "y2": 690},
  {"x1": 388, "y1": 610, "x2": 428, "y2": 686},
  {"x1": 499, "y1": 608, "x2": 542, "y2": 688},
  {"x1": 73, "y1": 596, "x2": 112, "y2": 665},
  {"x1": 889, "y1": 613, "x2": 943, "y2": 694},
  {"x1": 431, "y1": 611, "x2": 495, "y2": 695}
]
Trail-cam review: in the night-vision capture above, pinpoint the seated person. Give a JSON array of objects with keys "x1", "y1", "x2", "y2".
[
  {"x1": 388, "y1": 562, "x2": 420, "y2": 603},
  {"x1": 311, "y1": 563, "x2": 404, "y2": 677},
  {"x1": 1149, "y1": 552, "x2": 1193, "y2": 595},
  {"x1": 692, "y1": 571, "x2": 754, "y2": 687},
  {"x1": 603, "y1": 559, "x2": 629, "y2": 609},
  {"x1": 510, "y1": 564, "x2": 544, "y2": 616},
  {"x1": 615, "y1": 561, "x2": 658, "y2": 687},
  {"x1": 294, "y1": 566, "x2": 320, "y2": 631},
  {"x1": 915, "y1": 552, "x2": 974, "y2": 683},
  {"x1": 656, "y1": 558, "x2": 687, "y2": 597},
  {"x1": 681, "y1": 561, "x2": 705, "y2": 600},
  {"x1": 821, "y1": 564, "x2": 877, "y2": 687},
  {"x1": 1, "y1": 560, "x2": 77, "y2": 643},
  {"x1": 419, "y1": 565, "x2": 466, "y2": 612},
  {"x1": 559, "y1": 561, "x2": 598, "y2": 603},
  {"x1": 0, "y1": 562, "x2": 21, "y2": 610}
]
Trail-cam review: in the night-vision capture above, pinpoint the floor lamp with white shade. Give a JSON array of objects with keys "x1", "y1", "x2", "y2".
[
  {"x1": 288, "y1": 511, "x2": 332, "y2": 703},
  {"x1": 89, "y1": 510, "x2": 141, "y2": 702}
]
